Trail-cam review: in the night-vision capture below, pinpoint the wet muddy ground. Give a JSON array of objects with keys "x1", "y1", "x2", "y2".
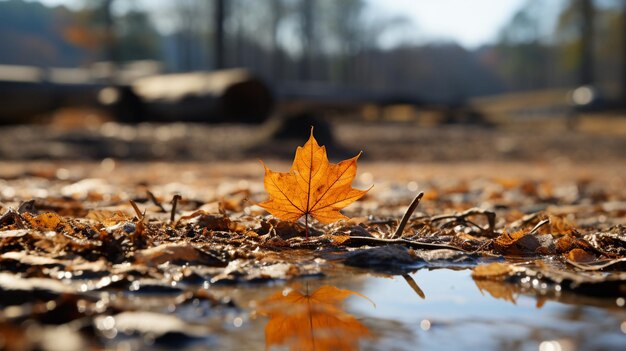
[{"x1": 0, "y1": 120, "x2": 625, "y2": 350}]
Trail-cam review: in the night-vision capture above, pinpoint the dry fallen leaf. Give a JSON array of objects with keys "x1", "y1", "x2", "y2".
[
  {"x1": 22, "y1": 212, "x2": 69, "y2": 233},
  {"x1": 134, "y1": 243, "x2": 227, "y2": 267},
  {"x1": 258, "y1": 129, "x2": 369, "y2": 238},
  {"x1": 86, "y1": 210, "x2": 130, "y2": 227},
  {"x1": 565, "y1": 248, "x2": 596, "y2": 263},
  {"x1": 258, "y1": 284, "x2": 373, "y2": 351},
  {"x1": 547, "y1": 214, "x2": 577, "y2": 235},
  {"x1": 493, "y1": 230, "x2": 556, "y2": 256}
]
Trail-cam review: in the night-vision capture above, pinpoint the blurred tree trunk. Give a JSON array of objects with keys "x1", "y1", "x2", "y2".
[
  {"x1": 623, "y1": 0, "x2": 626, "y2": 101},
  {"x1": 580, "y1": 0, "x2": 594, "y2": 85},
  {"x1": 300, "y1": 0, "x2": 314, "y2": 81},
  {"x1": 101, "y1": 0, "x2": 117, "y2": 81},
  {"x1": 214, "y1": 0, "x2": 225, "y2": 69},
  {"x1": 270, "y1": 0, "x2": 283, "y2": 81}
]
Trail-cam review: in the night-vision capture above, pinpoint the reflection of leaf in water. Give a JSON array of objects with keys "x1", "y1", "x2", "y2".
[
  {"x1": 474, "y1": 279, "x2": 518, "y2": 304},
  {"x1": 471, "y1": 262, "x2": 515, "y2": 280},
  {"x1": 258, "y1": 284, "x2": 374, "y2": 351},
  {"x1": 472, "y1": 263, "x2": 518, "y2": 304}
]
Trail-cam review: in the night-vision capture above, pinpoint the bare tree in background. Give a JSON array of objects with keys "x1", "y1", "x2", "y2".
[
  {"x1": 300, "y1": 0, "x2": 314, "y2": 80},
  {"x1": 171, "y1": 0, "x2": 211, "y2": 71},
  {"x1": 214, "y1": 0, "x2": 225, "y2": 69},
  {"x1": 327, "y1": 0, "x2": 366, "y2": 83},
  {"x1": 270, "y1": 0, "x2": 284, "y2": 80},
  {"x1": 101, "y1": 0, "x2": 116, "y2": 67},
  {"x1": 494, "y1": 1, "x2": 550, "y2": 91},
  {"x1": 622, "y1": 0, "x2": 626, "y2": 100},
  {"x1": 580, "y1": 0, "x2": 595, "y2": 85}
]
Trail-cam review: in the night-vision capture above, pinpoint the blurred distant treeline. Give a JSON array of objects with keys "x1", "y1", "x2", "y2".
[{"x1": 0, "y1": 0, "x2": 624, "y2": 101}]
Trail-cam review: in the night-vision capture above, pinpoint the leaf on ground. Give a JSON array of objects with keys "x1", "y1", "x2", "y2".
[
  {"x1": 259, "y1": 219, "x2": 309, "y2": 239},
  {"x1": 195, "y1": 214, "x2": 245, "y2": 232},
  {"x1": 493, "y1": 230, "x2": 556, "y2": 256},
  {"x1": 86, "y1": 210, "x2": 130, "y2": 227},
  {"x1": 555, "y1": 235, "x2": 585, "y2": 253},
  {"x1": 331, "y1": 234, "x2": 351, "y2": 246},
  {"x1": 23, "y1": 212, "x2": 70, "y2": 233},
  {"x1": 584, "y1": 229, "x2": 626, "y2": 257},
  {"x1": 134, "y1": 243, "x2": 227, "y2": 267},
  {"x1": 548, "y1": 214, "x2": 577, "y2": 235},
  {"x1": 565, "y1": 248, "x2": 596, "y2": 263},
  {"x1": 258, "y1": 129, "x2": 369, "y2": 233}
]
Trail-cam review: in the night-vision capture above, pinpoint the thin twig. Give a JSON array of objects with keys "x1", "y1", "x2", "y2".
[
  {"x1": 369, "y1": 219, "x2": 397, "y2": 225},
  {"x1": 509, "y1": 212, "x2": 540, "y2": 230},
  {"x1": 129, "y1": 200, "x2": 144, "y2": 220},
  {"x1": 470, "y1": 239, "x2": 494, "y2": 254},
  {"x1": 170, "y1": 194, "x2": 182, "y2": 224},
  {"x1": 431, "y1": 208, "x2": 496, "y2": 237},
  {"x1": 464, "y1": 220, "x2": 487, "y2": 232},
  {"x1": 343, "y1": 236, "x2": 464, "y2": 251},
  {"x1": 128, "y1": 200, "x2": 146, "y2": 244},
  {"x1": 389, "y1": 192, "x2": 424, "y2": 239},
  {"x1": 146, "y1": 190, "x2": 167, "y2": 213},
  {"x1": 528, "y1": 219, "x2": 550, "y2": 235},
  {"x1": 402, "y1": 274, "x2": 426, "y2": 299}
]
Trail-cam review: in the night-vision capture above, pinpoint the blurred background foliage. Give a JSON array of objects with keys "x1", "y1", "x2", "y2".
[{"x1": 0, "y1": 0, "x2": 625, "y2": 102}]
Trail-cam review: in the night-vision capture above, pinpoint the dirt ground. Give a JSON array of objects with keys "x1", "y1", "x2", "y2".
[
  {"x1": 0, "y1": 119, "x2": 625, "y2": 351},
  {"x1": 1, "y1": 117, "x2": 625, "y2": 240},
  {"x1": 1, "y1": 117, "x2": 624, "y2": 216},
  {"x1": 0, "y1": 118, "x2": 625, "y2": 162}
]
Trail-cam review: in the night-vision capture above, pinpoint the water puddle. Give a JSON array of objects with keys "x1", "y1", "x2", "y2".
[
  {"x1": 351, "y1": 269, "x2": 626, "y2": 350},
  {"x1": 1, "y1": 253, "x2": 625, "y2": 351},
  {"x1": 173, "y1": 268, "x2": 626, "y2": 351}
]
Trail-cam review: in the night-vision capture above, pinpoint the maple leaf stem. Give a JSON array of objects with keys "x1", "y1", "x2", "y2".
[{"x1": 305, "y1": 213, "x2": 309, "y2": 239}]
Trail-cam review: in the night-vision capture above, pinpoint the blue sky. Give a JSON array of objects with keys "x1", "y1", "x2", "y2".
[
  {"x1": 368, "y1": 0, "x2": 528, "y2": 48},
  {"x1": 31, "y1": 0, "x2": 542, "y2": 48}
]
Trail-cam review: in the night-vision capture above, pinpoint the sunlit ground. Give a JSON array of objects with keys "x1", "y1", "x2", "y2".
[{"x1": 1, "y1": 114, "x2": 625, "y2": 351}]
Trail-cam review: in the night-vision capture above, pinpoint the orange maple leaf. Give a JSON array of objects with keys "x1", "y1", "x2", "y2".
[
  {"x1": 258, "y1": 284, "x2": 374, "y2": 351},
  {"x1": 258, "y1": 129, "x2": 370, "y2": 238}
]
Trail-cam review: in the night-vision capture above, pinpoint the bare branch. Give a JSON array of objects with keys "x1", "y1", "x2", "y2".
[{"x1": 431, "y1": 208, "x2": 496, "y2": 237}]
